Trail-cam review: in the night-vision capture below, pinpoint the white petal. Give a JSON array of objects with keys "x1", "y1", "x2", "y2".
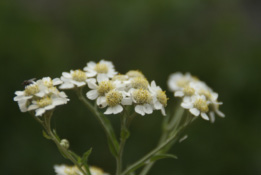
[
  {"x1": 15, "y1": 91, "x2": 24, "y2": 96},
  {"x1": 104, "y1": 107, "x2": 113, "y2": 115},
  {"x1": 96, "y1": 96, "x2": 107, "y2": 108},
  {"x1": 216, "y1": 110, "x2": 225, "y2": 118},
  {"x1": 154, "y1": 101, "x2": 162, "y2": 110},
  {"x1": 35, "y1": 108, "x2": 45, "y2": 116},
  {"x1": 97, "y1": 74, "x2": 109, "y2": 83},
  {"x1": 189, "y1": 108, "x2": 200, "y2": 116},
  {"x1": 135, "y1": 105, "x2": 145, "y2": 116},
  {"x1": 181, "y1": 102, "x2": 193, "y2": 109},
  {"x1": 72, "y1": 80, "x2": 86, "y2": 87},
  {"x1": 28, "y1": 104, "x2": 39, "y2": 111},
  {"x1": 86, "y1": 71, "x2": 97, "y2": 77},
  {"x1": 86, "y1": 90, "x2": 99, "y2": 100},
  {"x1": 201, "y1": 113, "x2": 209, "y2": 120},
  {"x1": 87, "y1": 78, "x2": 97, "y2": 89},
  {"x1": 44, "y1": 104, "x2": 55, "y2": 110},
  {"x1": 175, "y1": 91, "x2": 184, "y2": 97},
  {"x1": 161, "y1": 108, "x2": 166, "y2": 116},
  {"x1": 144, "y1": 104, "x2": 153, "y2": 114},
  {"x1": 112, "y1": 105, "x2": 123, "y2": 114},
  {"x1": 62, "y1": 72, "x2": 72, "y2": 79},
  {"x1": 53, "y1": 78, "x2": 63, "y2": 85},
  {"x1": 52, "y1": 98, "x2": 68, "y2": 106},
  {"x1": 18, "y1": 100, "x2": 28, "y2": 112},
  {"x1": 35, "y1": 91, "x2": 45, "y2": 98},
  {"x1": 59, "y1": 83, "x2": 74, "y2": 89}
]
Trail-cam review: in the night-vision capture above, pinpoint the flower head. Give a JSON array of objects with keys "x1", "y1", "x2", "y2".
[
  {"x1": 54, "y1": 165, "x2": 109, "y2": 175},
  {"x1": 84, "y1": 60, "x2": 117, "y2": 83},
  {"x1": 59, "y1": 70, "x2": 88, "y2": 89}
]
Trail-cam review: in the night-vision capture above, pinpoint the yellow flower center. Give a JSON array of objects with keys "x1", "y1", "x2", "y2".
[
  {"x1": 194, "y1": 98, "x2": 209, "y2": 113},
  {"x1": 97, "y1": 81, "x2": 115, "y2": 96},
  {"x1": 106, "y1": 90, "x2": 123, "y2": 107},
  {"x1": 126, "y1": 70, "x2": 145, "y2": 78},
  {"x1": 198, "y1": 89, "x2": 212, "y2": 100},
  {"x1": 72, "y1": 70, "x2": 87, "y2": 82},
  {"x1": 24, "y1": 84, "x2": 40, "y2": 96},
  {"x1": 42, "y1": 78, "x2": 53, "y2": 88},
  {"x1": 131, "y1": 77, "x2": 149, "y2": 89},
  {"x1": 112, "y1": 74, "x2": 128, "y2": 82},
  {"x1": 133, "y1": 89, "x2": 151, "y2": 104},
  {"x1": 157, "y1": 90, "x2": 168, "y2": 107},
  {"x1": 176, "y1": 78, "x2": 190, "y2": 88},
  {"x1": 95, "y1": 63, "x2": 109, "y2": 74},
  {"x1": 183, "y1": 85, "x2": 195, "y2": 96},
  {"x1": 36, "y1": 96, "x2": 52, "y2": 107}
]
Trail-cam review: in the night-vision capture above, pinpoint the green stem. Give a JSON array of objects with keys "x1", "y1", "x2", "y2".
[
  {"x1": 42, "y1": 112, "x2": 89, "y2": 175},
  {"x1": 76, "y1": 88, "x2": 119, "y2": 157},
  {"x1": 116, "y1": 112, "x2": 128, "y2": 175}
]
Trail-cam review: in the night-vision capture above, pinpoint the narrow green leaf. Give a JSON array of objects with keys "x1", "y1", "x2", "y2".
[
  {"x1": 150, "y1": 154, "x2": 178, "y2": 162},
  {"x1": 81, "y1": 148, "x2": 92, "y2": 164},
  {"x1": 42, "y1": 130, "x2": 51, "y2": 140}
]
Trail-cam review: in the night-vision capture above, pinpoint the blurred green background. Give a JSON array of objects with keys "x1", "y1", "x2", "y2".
[{"x1": 1, "y1": 0, "x2": 261, "y2": 174}]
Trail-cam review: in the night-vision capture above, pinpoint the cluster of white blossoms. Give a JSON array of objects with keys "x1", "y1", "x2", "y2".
[
  {"x1": 168, "y1": 72, "x2": 225, "y2": 122},
  {"x1": 14, "y1": 77, "x2": 69, "y2": 116},
  {"x1": 58, "y1": 60, "x2": 168, "y2": 116},
  {"x1": 54, "y1": 165, "x2": 109, "y2": 175},
  {"x1": 14, "y1": 60, "x2": 167, "y2": 117}
]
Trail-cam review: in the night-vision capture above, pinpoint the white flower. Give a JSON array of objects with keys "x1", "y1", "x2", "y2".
[
  {"x1": 148, "y1": 81, "x2": 168, "y2": 116},
  {"x1": 86, "y1": 78, "x2": 117, "y2": 107},
  {"x1": 14, "y1": 77, "x2": 63, "y2": 112},
  {"x1": 59, "y1": 70, "x2": 88, "y2": 89},
  {"x1": 84, "y1": 60, "x2": 117, "y2": 83},
  {"x1": 168, "y1": 72, "x2": 197, "y2": 92},
  {"x1": 103, "y1": 90, "x2": 132, "y2": 115},
  {"x1": 54, "y1": 165, "x2": 109, "y2": 175},
  {"x1": 181, "y1": 95, "x2": 210, "y2": 121},
  {"x1": 27, "y1": 90, "x2": 69, "y2": 116},
  {"x1": 131, "y1": 89, "x2": 154, "y2": 116}
]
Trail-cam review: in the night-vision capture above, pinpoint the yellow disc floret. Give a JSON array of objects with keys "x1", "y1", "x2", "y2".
[
  {"x1": 24, "y1": 84, "x2": 40, "y2": 96},
  {"x1": 126, "y1": 70, "x2": 145, "y2": 78},
  {"x1": 198, "y1": 89, "x2": 212, "y2": 100},
  {"x1": 36, "y1": 96, "x2": 52, "y2": 107},
  {"x1": 112, "y1": 74, "x2": 128, "y2": 82},
  {"x1": 106, "y1": 90, "x2": 123, "y2": 107},
  {"x1": 194, "y1": 98, "x2": 209, "y2": 113},
  {"x1": 42, "y1": 78, "x2": 53, "y2": 88},
  {"x1": 183, "y1": 85, "x2": 195, "y2": 96},
  {"x1": 133, "y1": 89, "x2": 152, "y2": 104},
  {"x1": 176, "y1": 78, "x2": 190, "y2": 88},
  {"x1": 95, "y1": 63, "x2": 109, "y2": 73},
  {"x1": 157, "y1": 90, "x2": 168, "y2": 107},
  {"x1": 72, "y1": 70, "x2": 87, "y2": 82},
  {"x1": 131, "y1": 77, "x2": 149, "y2": 89},
  {"x1": 97, "y1": 81, "x2": 115, "y2": 96}
]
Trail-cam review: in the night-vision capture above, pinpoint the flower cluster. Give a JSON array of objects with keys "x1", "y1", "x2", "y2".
[
  {"x1": 14, "y1": 77, "x2": 69, "y2": 116},
  {"x1": 168, "y1": 72, "x2": 224, "y2": 122},
  {"x1": 59, "y1": 60, "x2": 168, "y2": 116},
  {"x1": 54, "y1": 165, "x2": 109, "y2": 175}
]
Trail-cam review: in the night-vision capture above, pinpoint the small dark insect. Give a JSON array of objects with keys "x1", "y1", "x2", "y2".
[{"x1": 22, "y1": 78, "x2": 36, "y2": 86}]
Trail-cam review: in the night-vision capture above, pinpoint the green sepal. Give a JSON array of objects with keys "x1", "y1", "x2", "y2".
[
  {"x1": 42, "y1": 130, "x2": 51, "y2": 140},
  {"x1": 150, "y1": 154, "x2": 178, "y2": 162},
  {"x1": 81, "y1": 148, "x2": 92, "y2": 165}
]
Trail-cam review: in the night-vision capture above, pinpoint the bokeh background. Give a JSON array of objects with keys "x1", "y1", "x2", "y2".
[{"x1": 1, "y1": 0, "x2": 261, "y2": 174}]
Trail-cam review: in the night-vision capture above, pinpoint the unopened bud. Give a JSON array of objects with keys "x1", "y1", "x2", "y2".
[{"x1": 60, "y1": 139, "x2": 70, "y2": 149}]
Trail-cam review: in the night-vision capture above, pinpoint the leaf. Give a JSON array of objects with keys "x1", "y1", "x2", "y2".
[
  {"x1": 42, "y1": 130, "x2": 51, "y2": 140},
  {"x1": 150, "y1": 154, "x2": 178, "y2": 162},
  {"x1": 81, "y1": 148, "x2": 92, "y2": 165}
]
